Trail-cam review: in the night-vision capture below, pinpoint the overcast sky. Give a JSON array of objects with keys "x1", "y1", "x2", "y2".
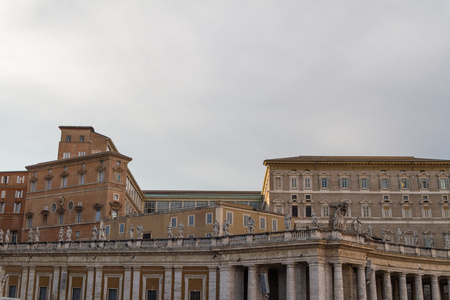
[{"x1": 1, "y1": 1, "x2": 449, "y2": 191}]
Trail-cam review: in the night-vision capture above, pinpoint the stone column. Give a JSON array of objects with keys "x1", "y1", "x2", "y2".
[
  {"x1": 247, "y1": 265, "x2": 259, "y2": 300},
  {"x1": 414, "y1": 274, "x2": 424, "y2": 300},
  {"x1": 369, "y1": 269, "x2": 377, "y2": 300},
  {"x1": 430, "y1": 275, "x2": 440, "y2": 300},
  {"x1": 132, "y1": 266, "x2": 141, "y2": 300},
  {"x1": 357, "y1": 265, "x2": 367, "y2": 300},
  {"x1": 399, "y1": 273, "x2": 407, "y2": 300},
  {"x1": 298, "y1": 264, "x2": 307, "y2": 300},
  {"x1": 94, "y1": 266, "x2": 103, "y2": 300},
  {"x1": 85, "y1": 267, "x2": 95, "y2": 300},
  {"x1": 20, "y1": 267, "x2": 28, "y2": 299},
  {"x1": 51, "y1": 266, "x2": 60, "y2": 300},
  {"x1": 123, "y1": 267, "x2": 132, "y2": 300},
  {"x1": 27, "y1": 266, "x2": 35, "y2": 300},
  {"x1": 309, "y1": 261, "x2": 326, "y2": 300},
  {"x1": 173, "y1": 267, "x2": 182, "y2": 300},
  {"x1": 220, "y1": 265, "x2": 236, "y2": 300},
  {"x1": 164, "y1": 267, "x2": 172, "y2": 300},
  {"x1": 285, "y1": 263, "x2": 296, "y2": 300},
  {"x1": 333, "y1": 263, "x2": 344, "y2": 300},
  {"x1": 383, "y1": 271, "x2": 392, "y2": 300},
  {"x1": 208, "y1": 267, "x2": 217, "y2": 300}
]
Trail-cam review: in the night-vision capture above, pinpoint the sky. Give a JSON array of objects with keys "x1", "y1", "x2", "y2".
[{"x1": 1, "y1": 1, "x2": 450, "y2": 191}]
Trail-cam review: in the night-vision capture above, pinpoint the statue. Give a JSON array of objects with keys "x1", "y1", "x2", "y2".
[
  {"x1": 5, "y1": 230, "x2": 10, "y2": 243},
  {"x1": 381, "y1": 226, "x2": 387, "y2": 242},
  {"x1": 59, "y1": 227, "x2": 65, "y2": 242},
  {"x1": 167, "y1": 225, "x2": 173, "y2": 238},
  {"x1": 367, "y1": 224, "x2": 373, "y2": 237},
  {"x1": 28, "y1": 228, "x2": 34, "y2": 243},
  {"x1": 91, "y1": 226, "x2": 98, "y2": 241},
  {"x1": 444, "y1": 233, "x2": 450, "y2": 249},
  {"x1": 137, "y1": 225, "x2": 144, "y2": 240},
  {"x1": 311, "y1": 211, "x2": 318, "y2": 229},
  {"x1": 356, "y1": 217, "x2": 362, "y2": 234},
  {"x1": 396, "y1": 228, "x2": 403, "y2": 245},
  {"x1": 178, "y1": 223, "x2": 184, "y2": 238},
  {"x1": 35, "y1": 227, "x2": 40, "y2": 243},
  {"x1": 99, "y1": 225, "x2": 106, "y2": 241},
  {"x1": 59, "y1": 196, "x2": 65, "y2": 207},
  {"x1": 332, "y1": 202, "x2": 348, "y2": 231},
  {"x1": 284, "y1": 214, "x2": 292, "y2": 230},
  {"x1": 414, "y1": 231, "x2": 419, "y2": 245},
  {"x1": 128, "y1": 224, "x2": 135, "y2": 239},
  {"x1": 66, "y1": 226, "x2": 72, "y2": 241},
  {"x1": 247, "y1": 217, "x2": 255, "y2": 233},
  {"x1": 0, "y1": 229, "x2": 4, "y2": 243},
  {"x1": 213, "y1": 220, "x2": 220, "y2": 237},
  {"x1": 351, "y1": 219, "x2": 357, "y2": 232},
  {"x1": 223, "y1": 220, "x2": 230, "y2": 236},
  {"x1": 0, "y1": 274, "x2": 8, "y2": 297}
]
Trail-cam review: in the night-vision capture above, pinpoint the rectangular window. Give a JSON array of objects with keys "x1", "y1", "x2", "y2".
[
  {"x1": 13, "y1": 202, "x2": 21, "y2": 213},
  {"x1": 1, "y1": 190, "x2": 5, "y2": 198},
  {"x1": 189, "y1": 291, "x2": 201, "y2": 300},
  {"x1": 105, "y1": 225, "x2": 110, "y2": 235},
  {"x1": 304, "y1": 177, "x2": 311, "y2": 189},
  {"x1": 76, "y1": 211, "x2": 82, "y2": 222},
  {"x1": 274, "y1": 177, "x2": 281, "y2": 189},
  {"x1": 362, "y1": 205, "x2": 370, "y2": 218},
  {"x1": 340, "y1": 178, "x2": 348, "y2": 189},
  {"x1": 400, "y1": 178, "x2": 409, "y2": 189},
  {"x1": 184, "y1": 201, "x2": 195, "y2": 209},
  {"x1": 119, "y1": 223, "x2": 125, "y2": 233},
  {"x1": 171, "y1": 217, "x2": 177, "y2": 228},
  {"x1": 17, "y1": 176, "x2": 25, "y2": 183},
  {"x1": 0, "y1": 202, "x2": 4, "y2": 213},
  {"x1": 381, "y1": 178, "x2": 390, "y2": 189},
  {"x1": 15, "y1": 190, "x2": 23, "y2": 198},
  {"x1": 8, "y1": 285, "x2": 17, "y2": 298},
  {"x1": 188, "y1": 215, "x2": 195, "y2": 226},
  {"x1": 321, "y1": 177, "x2": 329, "y2": 189},
  {"x1": 63, "y1": 152, "x2": 71, "y2": 159},
  {"x1": 78, "y1": 152, "x2": 86, "y2": 156},
  {"x1": 108, "y1": 289, "x2": 118, "y2": 300},
  {"x1": 206, "y1": 213, "x2": 213, "y2": 224},
  {"x1": 46, "y1": 179, "x2": 52, "y2": 190},
  {"x1": 291, "y1": 177, "x2": 298, "y2": 189},
  {"x1": 1, "y1": 176, "x2": 9, "y2": 184},
  {"x1": 272, "y1": 219, "x2": 278, "y2": 231},
  {"x1": 383, "y1": 206, "x2": 391, "y2": 217},
  {"x1": 443, "y1": 206, "x2": 449, "y2": 218},
  {"x1": 98, "y1": 171, "x2": 104, "y2": 182},
  {"x1": 59, "y1": 214, "x2": 64, "y2": 224},
  {"x1": 96, "y1": 210, "x2": 101, "y2": 221},
  {"x1": 147, "y1": 290, "x2": 158, "y2": 300},
  {"x1": 113, "y1": 193, "x2": 119, "y2": 201},
  {"x1": 292, "y1": 205, "x2": 298, "y2": 217},
  {"x1": 11, "y1": 231, "x2": 17, "y2": 243},
  {"x1": 226, "y1": 212, "x2": 233, "y2": 224},
  {"x1": 79, "y1": 135, "x2": 84, "y2": 142},
  {"x1": 439, "y1": 178, "x2": 449, "y2": 189},
  {"x1": 66, "y1": 135, "x2": 71, "y2": 142},
  {"x1": 27, "y1": 217, "x2": 32, "y2": 228},
  {"x1": 322, "y1": 205, "x2": 329, "y2": 217},
  {"x1": 80, "y1": 174, "x2": 85, "y2": 185},
  {"x1": 112, "y1": 210, "x2": 118, "y2": 218},
  {"x1": 419, "y1": 178, "x2": 429, "y2": 189},
  {"x1": 260, "y1": 217, "x2": 266, "y2": 230},
  {"x1": 305, "y1": 205, "x2": 312, "y2": 217},
  {"x1": 403, "y1": 206, "x2": 411, "y2": 218},
  {"x1": 243, "y1": 215, "x2": 250, "y2": 226},
  {"x1": 38, "y1": 286, "x2": 48, "y2": 300},
  {"x1": 72, "y1": 287, "x2": 81, "y2": 300},
  {"x1": 422, "y1": 206, "x2": 431, "y2": 218},
  {"x1": 170, "y1": 201, "x2": 182, "y2": 211},
  {"x1": 31, "y1": 181, "x2": 36, "y2": 192},
  {"x1": 61, "y1": 177, "x2": 67, "y2": 187},
  {"x1": 360, "y1": 178, "x2": 369, "y2": 189}
]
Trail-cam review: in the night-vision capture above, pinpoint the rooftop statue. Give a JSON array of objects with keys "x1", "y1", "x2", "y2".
[{"x1": 284, "y1": 214, "x2": 292, "y2": 230}]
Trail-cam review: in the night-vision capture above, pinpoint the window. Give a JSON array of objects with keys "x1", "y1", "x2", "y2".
[
  {"x1": 170, "y1": 201, "x2": 182, "y2": 211},
  {"x1": 78, "y1": 152, "x2": 86, "y2": 156},
  {"x1": 76, "y1": 211, "x2": 82, "y2": 223},
  {"x1": 292, "y1": 205, "x2": 298, "y2": 217},
  {"x1": 0, "y1": 202, "x2": 4, "y2": 213},
  {"x1": 380, "y1": 178, "x2": 390, "y2": 189},
  {"x1": 206, "y1": 213, "x2": 213, "y2": 224},
  {"x1": 63, "y1": 152, "x2": 71, "y2": 159},
  {"x1": 31, "y1": 181, "x2": 36, "y2": 192},
  {"x1": 145, "y1": 201, "x2": 156, "y2": 213},
  {"x1": 15, "y1": 190, "x2": 23, "y2": 198},
  {"x1": 66, "y1": 135, "x2": 71, "y2": 142},
  {"x1": 1, "y1": 176, "x2": 9, "y2": 184},
  {"x1": 402, "y1": 204, "x2": 412, "y2": 218},
  {"x1": 108, "y1": 288, "x2": 118, "y2": 300},
  {"x1": 339, "y1": 174, "x2": 350, "y2": 189},
  {"x1": 272, "y1": 219, "x2": 278, "y2": 231},
  {"x1": 17, "y1": 176, "x2": 25, "y2": 183},
  {"x1": 51, "y1": 203, "x2": 57, "y2": 212},
  {"x1": 105, "y1": 226, "x2": 110, "y2": 235},
  {"x1": 72, "y1": 287, "x2": 82, "y2": 300},
  {"x1": 79, "y1": 135, "x2": 84, "y2": 142},
  {"x1": 320, "y1": 177, "x2": 329, "y2": 189},
  {"x1": 421, "y1": 198, "x2": 432, "y2": 218},
  {"x1": 321, "y1": 204, "x2": 329, "y2": 217},
  {"x1": 113, "y1": 193, "x2": 119, "y2": 201},
  {"x1": 260, "y1": 217, "x2": 266, "y2": 230},
  {"x1": 184, "y1": 201, "x2": 195, "y2": 209},
  {"x1": 362, "y1": 204, "x2": 371, "y2": 218},
  {"x1": 274, "y1": 177, "x2": 282, "y2": 190},
  {"x1": 98, "y1": 171, "x2": 104, "y2": 182},
  {"x1": 359, "y1": 177, "x2": 369, "y2": 189},
  {"x1": 0, "y1": 191, "x2": 5, "y2": 198},
  {"x1": 226, "y1": 212, "x2": 233, "y2": 224},
  {"x1": 59, "y1": 214, "x2": 64, "y2": 224},
  {"x1": 243, "y1": 215, "x2": 250, "y2": 226},
  {"x1": 188, "y1": 215, "x2": 195, "y2": 226},
  {"x1": 189, "y1": 291, "x2": 201, "y2": 300},
  {"x1": 79, "y1": 174, "x2": 85, "y2": 185},
  {"x1": 419, "y1": 178, "x2": 429, "y2": 189},
  {"x1": 112, "y1": 210, "x2": 118, "y2": 218},
  {"x1": 13, "y1": 202, "x2": 21, "y2": 213},
  {"x1": 119, "y1": 223, "x2": 125, "y2": 233},
  {"x1": 68, "y1": 201, "x2": 74, "y2": 211},
  {"x1": 275, "y1": 205, "x2": 283, "y2": 214},
  {"x1": 95, "y1": 210, "x2": 101, "y2": 221},
  {"x1": 439, "y1": 177, "x2": 449, "y2": 189},
  {"x1": 305, "y1": 205, "x2": 312, "y2": 217},
  {"x1": 404, "y1": 232, "x2": 414, "y2": 246},
  {"x1": 60, "y1": 175, "x2": 67, "y2": 188},
  {"x1": 27, "y1": 217, "x2": 32, "y2": 228},
  {"x1": 304, "y1": 176, "x2": 311, "y2": 190},
  {"x1": 171, "y1": 217, "x2": 177, "y2": 227},
  {"x1": 400, "y1": 178, "x2": 410, "y2": 189},
  {"x1": 46, "y1": 179, "x2": 52, "y2": 190},
  {"x1": 147, "y1": 290, "x2": 158, "y2": 300},
  {"x1": 42, "y1": 214, "x2": 48, "y2": 226},
  {"x1": 8, "y1": 285, "x2": 17, "y2": 298},
  {"x1": 291, "y1": 194, "x2": 298, "y2": 201},
  {"x1": 290, "y1": 177, "x2": 298, "y2": 189},
  {"x1": 11, "y1": 231, "x2": 18, "y2": 243},
  {"x1": 38, "y1": 286, "x2": 48, "y2": 300},
  {"x1": 442, "y1": 204, "x2": 450, "y2": 218}
]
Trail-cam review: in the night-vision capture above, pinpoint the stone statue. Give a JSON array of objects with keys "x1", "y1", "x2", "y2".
[
  {"x1": 332, "y1": 202, "x2": 348, "y2": 231},
  {"x1": 28, "y1": 228, "x2": 34, "y2": 243},
  {"x1": 284, "y1": 214, "x2": 292, "y2": 230},
  {"x1": 223, "y1": 220, "x2": 230, "y2": 236},
  {"x1": 35, "y1": 227, "x2": 40, "y2": 243},
  {"x1": 59, "y1": 196, "x2": 65, "y2": 207},
  {"x1": 396, "y1": 228, "x2": 403, "y2": 245},
  {"x1": 356, "y1": 217, "x2": 362, "y2": 234},
  {"x1": 247, "y1": 217, "x2": 255, "y2": 233},
  {"x1": 311, "y1": 211, "x2": 318, "y2": 229},
  {"x1": 91, "y1": 226, "x2": 98, "y2": 241},
  {"x1": 0, "y1": 274, "x2": 8, "y2": 297},
  {"x1": 59, "y1": 227, "x2": 65, "y2": 242},
  {"x1": 0, "y1": 229, "x2": 4, "y2": 243},
  {"x1": 137, "y1": 225, "x2": 144, "y2": 240},
  {"x1": 128, "y1": 224, "x2": 135, "y2": 239},
  {"x1": 414, "y1": 231, "x2": 419, "y2": 245},
  {"x1": 66, "y1": 226, "x2": 72, "y2": 241},
  {"x1": 167, "y1": 225, "x2": 173, "y2": 238},
  {"x1": 5, "y1": 230, "x2": 10, "y2": 243},
  {"x1": 178, "y1": 223, "x2": 184, "y2": 238},
  {"x1": 99, "y1": 225, "x2": 106, "y2": 241},
  {"x1": 351, "y1": 219, "x2": 357, "y2": 232},
  {"x1": 381, "y1": 226, "x2": 387, "y2": 242},
  {"x1": 367, "y1": 224, "x2": 373, "y2": 237},
  {"x1": 444, "y1": 234, "x2": 450, "y2": 249},
  {"x1": 213, "y1": 220, "x2": 220, "y2": 237}
]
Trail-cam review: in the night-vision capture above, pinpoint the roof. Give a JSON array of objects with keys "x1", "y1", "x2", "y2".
[
  {"x1": 143, "y1": 190, "x2": 262, "y2": 199},
  {"x1": 263, "y1": 156, "x2": 450, "y2": 165}
]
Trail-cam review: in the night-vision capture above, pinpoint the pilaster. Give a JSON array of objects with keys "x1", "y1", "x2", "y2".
[
  {"x1": 51, "y1": 266, "x2": 60, "y2": 300},
  {"x1": 132, "y1": 266, "x2": 141, "y2": 300},
  {"x1": 94, "y1": 266, "x2": 103, "y2": 300},
  {"x1": 27, "y1": 266, "x2": 35, "y2": 300},
  {"x1": 123, "y1": 266, "x2": 132, "y2": 300},
  {"x1": 164, "y1": 267, "x2": 172, "y2": 300},
  {"x1": 208, "y1": 267, "x2": 217, "y2": 300},
  {"x1": 20, "y1": 267, "x2": 28, "y2": 300},
  {"x1": 86, "y1": 267, "x2": 95, "y2": 300}
]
